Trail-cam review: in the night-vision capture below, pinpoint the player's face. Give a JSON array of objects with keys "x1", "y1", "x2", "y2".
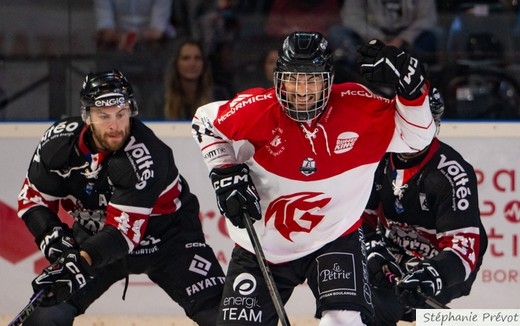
[
  {"x1": 177, "y1": 43, "x2": 204, "y2": 81},
  {"x1": 282, "y1": 73, "x2": 324, "y2": 111},
  {"x1": 88, "y1": 104, "x2": 131, "y2": 152}
]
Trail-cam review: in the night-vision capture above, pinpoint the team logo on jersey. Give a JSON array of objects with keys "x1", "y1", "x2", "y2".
[
  {"x1": 270, "y1": 135, "x2": 282, "y2": 147},
  {"x1": 334, "y1": 131, "x2": 358, "y2": 154},
  {"x1": 316, "y1": 253, "x2": 356, "y2": 297},
  {"x1": 300, "y1": 157, "x2": 317, "y2": 176},
  {"x1": 188, "y1": 254, "x2": 212, "y2": 276},
  {"x1": 394, "y1": 198, "x2": 404, "y2": 214},
  {"x1": 221, "y1": 273, "x2": 262, "y2": 322},
  {"x1": 84, "y1": 182, "x2": 94, "y2": 195},
  {"x1": 124, "y1": 136, "x2": 155, "y2": 190},
  {"x1": 266, "y1": 128, "x2": 286, "y2": 156},
  {"x1": 437, "y1": 154, "x2": 471, "y2": 211},
  {"x1": 233, "y1": 273, "x2": 257, "y2": 296},
  {"x1": 265, "y1": 192, "x2": 331, "y2": 241}
]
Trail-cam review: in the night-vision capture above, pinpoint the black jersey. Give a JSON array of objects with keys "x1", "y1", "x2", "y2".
[
  {"x1": 18, "y1": 117, "x2": 194, "y2": 257},
  {"x1": 365, "y1": 138, "x2": 488, "y2": 288}
]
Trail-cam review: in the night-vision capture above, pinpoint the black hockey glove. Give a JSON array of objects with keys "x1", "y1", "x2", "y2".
[
  {"x1": 210, "y1": 163, "x2": 261, "y2": 228},
  {"x1": 396, "y1": 261, "x2": 443, "y2": 308},
  {"x1": 358, "y1": 39, "x2": 426, "y2": 100},
  {"x1": 32, "y1": 249, "x2": 93, "y2": 307},
  {"x1": 365, "y1": 234, "x2": 403, "y2": 289},
  {"x1": 38, "y1": 225, "x2": 78, "y2": 263}
]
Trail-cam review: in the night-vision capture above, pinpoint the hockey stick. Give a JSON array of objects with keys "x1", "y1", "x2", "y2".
[
  {"x1": 8, "y1": 289, "x2": 46, "y2": 326},
  {"x1": 419, "y1": 290, "x2": 450, "y2": 309},
  {"x1": 243, "y1": 211, "x2": 291, "y2": 326}
]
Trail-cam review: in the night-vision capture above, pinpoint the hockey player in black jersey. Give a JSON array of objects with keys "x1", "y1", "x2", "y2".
[
  {"x1": 17, "y1": 69, "x2": 224, "y2": 325},
  {"x1": 362, "y1": 88, "x2": 488, "y2": 325}
]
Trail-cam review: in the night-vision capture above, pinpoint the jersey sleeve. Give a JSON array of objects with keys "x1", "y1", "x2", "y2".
[
  {"x1": 102, "y1": 132, "x2": 176, "y2": 251},
  {"x1": 425, "y1": 153, "x2": 484, "y2": 286},
  {"x1": 18, "y1": 120, "x2": 81, "y2": 217},
  {"x1": 192, "y1": 100, "x2": 237, "y2": 171},
  {"x1": 388, "y1": 86, "x2": 436, "y2": 153}
]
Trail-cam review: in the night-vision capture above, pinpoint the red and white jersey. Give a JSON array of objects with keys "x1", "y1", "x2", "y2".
[{"x1": 192, "y1": 83, "x2": 435, "y2": 263}]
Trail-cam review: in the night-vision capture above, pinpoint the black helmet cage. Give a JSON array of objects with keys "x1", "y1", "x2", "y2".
[
  {"x1": 275, "y1": 31, "x2": 334, "y2": 122},
  {"x1": 80, "y1": 69, "x2": 138, "y2": 121}
]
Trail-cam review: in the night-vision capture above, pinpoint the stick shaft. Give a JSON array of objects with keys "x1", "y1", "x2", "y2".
[
  {"x1": 421, "y1": 292, "x2": 450, "y2": 309},
  {"x1": 243, "y1": 214, "x2": 291, "y2": 326},
  {"x1": 8, "y1": 289, "x2": 46, "y2": 326}
]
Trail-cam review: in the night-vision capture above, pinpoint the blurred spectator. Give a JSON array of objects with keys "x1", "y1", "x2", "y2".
[
  {"x1": 94, "y1": 0, "x2": 176, "y2": 119},
  {"x1": 444, "y1": 1, "x2": 515, "y2": 64},
  {"x1": 95, "y1": 0, "x2": 175, "y2": 53},
  {"x1": 170, "y1": 0, "x2": 241, "y2": 53},
  {"x1": 162, "y1": 39, "x2": 231, "y2": 120},
  {"x1": 260, "y1": 47, "x2": 278, "y2": 88},
  {"x1": 264, "y1": 0, "x2": 341, "y2": 38},
  {"x1": 510, "y1": 2, "x2": 520, "y2": 55},
  {"x1": 436, "y1": 0, "x2": 520, "y2": 120},
  {"x1": 169, "y1": 0, "x2": 243, "y2": 99},
  {"x1": 328, "y1": 0, "x2": 439, "y2": 75}
]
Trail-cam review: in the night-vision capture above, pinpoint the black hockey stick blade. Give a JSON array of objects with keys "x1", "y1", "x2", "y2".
[
  {"x1": 8, "y1": 289, "x2": 46, "y2": 326},
  {"x1": 243, "y1": 211, "x2": 291, "y2": 326}
]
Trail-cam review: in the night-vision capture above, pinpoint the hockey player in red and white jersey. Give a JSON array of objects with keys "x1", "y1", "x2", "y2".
[
  {"x1": 17, "y1": 70, "x2": 224, "y2": 325},
  {"x1": 362, "y1": 89, "x2": 488, "y2": 325},
  {"x1": 192, "y1": 32, "x2": 436, "y2": 326}
]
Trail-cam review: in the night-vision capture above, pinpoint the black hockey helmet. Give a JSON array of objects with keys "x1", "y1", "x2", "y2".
[
  {"x1": 274, "y1": 32, "x2": 334, "y2": 121},
  {"x1": 80, "y1": 69, "x2": 138, "y2": 121},
  {"x1": 276, "y1": 31, "x2": 334, "y2": 73}
]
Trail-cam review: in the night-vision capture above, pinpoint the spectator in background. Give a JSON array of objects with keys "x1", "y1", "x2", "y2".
[
  {"x1": 328, "y1": 0, "x2": 439, "y2": 82},
  {"x1": 259, "y1": 47, "x2": 279, "y2": 88},
  {"x1": 264, "y1": 0, "x2": 341, "y2": 38},
  {"x1": 95, "y1": 0, "x2": 175, "y2": 53},
  {"x1": 169, "y1": 0, "x2": 242, "y2": 60},
  {"x1": 94, "y1": 0, "x2": 176, "y2": 119},
  {"x1": 163, "y1": 39, "x2": 225, "y2": 120},
  {"x1": 169, "y1": 0, "x2": 242, "y2": 101}
]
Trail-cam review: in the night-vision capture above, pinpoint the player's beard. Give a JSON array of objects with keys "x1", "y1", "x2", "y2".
[{"x1": 90, "y1": 123, "x2": 130, "y2": 152}]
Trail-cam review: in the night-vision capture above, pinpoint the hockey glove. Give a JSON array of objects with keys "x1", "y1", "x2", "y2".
[
  {"x1": 210, "y1": 163, "x2": 262, "y2": 228},
  {"x1": 365, "y1": 235, "x2": 403, "y2": 289},
  {"x1": 358, "y1": 39, "x2": 426, "y2": 100},
  {"x1": 396, "y1": 261, "x2": 443, "y2": 308},
  {"x1": 38, "y1": 225, "x2": 78, "y2": 263},
  {"x1": 32, "y1": 249, "x2": 93, "y2": 307}
]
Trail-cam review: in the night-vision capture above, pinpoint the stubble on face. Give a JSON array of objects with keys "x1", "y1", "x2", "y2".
[{"x1": 90, "y1": 120, "x2": 130, "y2": 152}]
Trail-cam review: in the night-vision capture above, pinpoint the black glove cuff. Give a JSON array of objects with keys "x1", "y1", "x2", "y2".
[
  {"x1": 23, "y1": 206, "x2": 64, "y2": 246},
  {"x1": 399, "y1": 81, "x2": 427, "y2": 100}
]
